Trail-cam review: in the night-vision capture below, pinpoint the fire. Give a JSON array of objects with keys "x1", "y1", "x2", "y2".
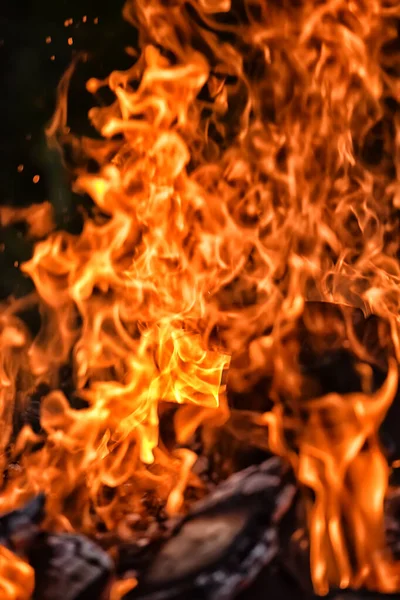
[
  {"x1": 261, "y1": 353, "x2": 400, "y2": 594},
  {"x1": 1, "y1": 0, "x2": 400, "y2": 596},
  {"x1": 0, "y1": 546, "x2": 34, "y2": 600}
]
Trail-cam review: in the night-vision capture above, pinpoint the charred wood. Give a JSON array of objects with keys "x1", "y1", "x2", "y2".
[
  {"x1": 29, "y1": 532, "x2": 113, "y2": 600},
  {"x1": 0, "y1": 493, "x2": 45, "y2": 554},
  {"x1": 122, "y1": 457, "x2": 295, "y2": 600},
  {"x1": 0, "y1": 495, "x2": 113, "y2": 600}
]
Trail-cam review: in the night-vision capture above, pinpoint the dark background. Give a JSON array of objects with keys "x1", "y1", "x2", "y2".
[{"x1": 0, "y1": 0, "x2": 135, "y2": 298}]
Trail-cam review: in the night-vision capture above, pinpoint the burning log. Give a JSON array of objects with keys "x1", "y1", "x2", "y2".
[
  {"x1": 1, "y1": 455, "x2": 400, "y2": 600},
  {"x1": 121, "y1": 457, "x2": 295, "y2": 600},
  {"x1": 118, "y1": 452, "x2": 400, "y2": 600},
  {"x1": 0, "y1": 495, "x2": 113, "y2": 600},
  {"x1": 28, "y1": 533, "x2": 113, "y2": 600},
  {"x1": 0, "y1": 494, "x2": 45, "y2": 553}
]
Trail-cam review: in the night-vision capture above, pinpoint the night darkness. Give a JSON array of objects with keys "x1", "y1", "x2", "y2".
[{"x1": 0, "y1": 0, "x2": 135, "y2": 298}]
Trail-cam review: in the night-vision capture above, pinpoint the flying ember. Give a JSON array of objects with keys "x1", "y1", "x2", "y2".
[{"x1": 1, "y1": 0, "x2": 400, "y2": 597}]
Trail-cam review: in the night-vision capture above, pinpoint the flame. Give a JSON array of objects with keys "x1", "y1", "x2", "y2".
[
  {"x1": 0, "y1": 546, "x2": 34, "y2": 600},
  {"x1": 110, "y1": 577, "x2": 138, "y2": 600},
  {"x1": 1, "y1": 0, "x2": 400, "y2": 595},
  {"x1": 261, "y1": 358, "x2": 400, "y2": 594}
]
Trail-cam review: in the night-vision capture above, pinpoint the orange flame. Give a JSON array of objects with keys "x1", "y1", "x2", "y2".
[
  {"x1": 261, "y1": 358, "x2": 399, "y2": 594},
  {"x1": 0, "y1": 546, "x2": 34, "y2": 600},
  {"x1": 1, "y1": 0, "x2": 400, "y2": 595}
]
